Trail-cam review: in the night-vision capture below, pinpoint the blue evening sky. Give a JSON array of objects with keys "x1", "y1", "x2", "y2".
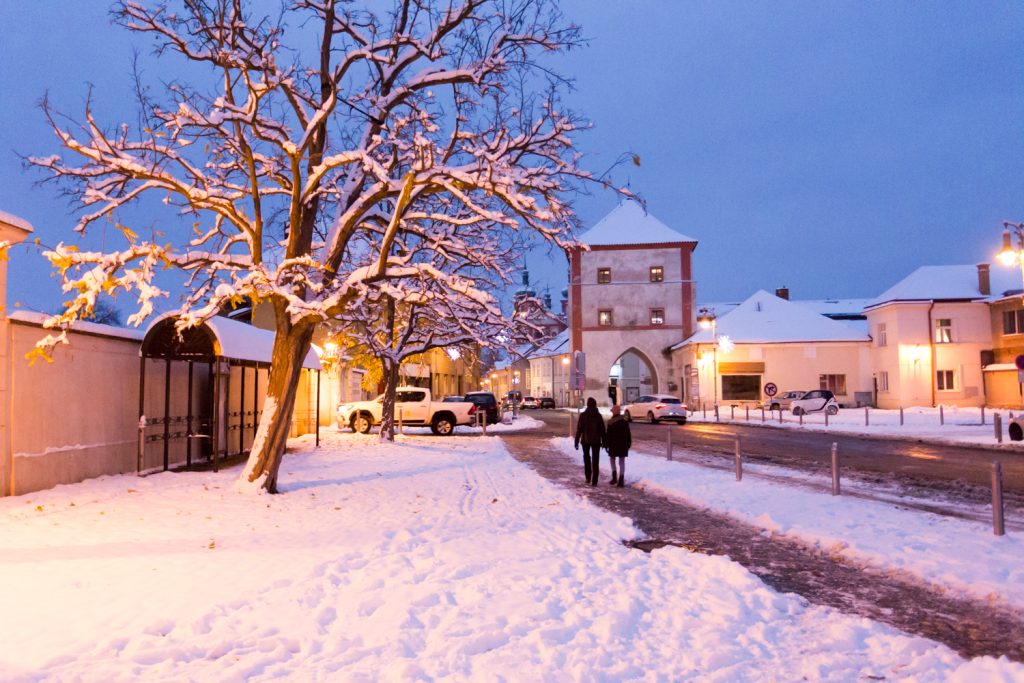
[{"x1": 1, "y1": 2, "x2": 1022, "y2": 316}]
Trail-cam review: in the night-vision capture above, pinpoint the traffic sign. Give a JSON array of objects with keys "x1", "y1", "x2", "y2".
[{"x1": 764, "y1": 382, "x2": 778, "y2": 397}]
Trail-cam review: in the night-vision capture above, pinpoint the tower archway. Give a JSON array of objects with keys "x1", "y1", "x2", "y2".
[{"x1": 608, "y1": 347, "x2": 659, "y2": 405}]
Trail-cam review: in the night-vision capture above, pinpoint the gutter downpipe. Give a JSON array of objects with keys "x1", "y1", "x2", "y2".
[{"x1": 928, "y1": 301, "x2": 936, "y2": 408}]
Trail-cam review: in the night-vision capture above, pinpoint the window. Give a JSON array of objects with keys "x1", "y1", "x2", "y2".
[
  {"x1": 936, "y1": 370, "x2": 955, "y2": 391},
  {"x1": 819, "y1": 374, "x2": 847, "y2": 395},
  {"x1": 396, "y1": 390, "x2": 426, "y2": 402},
  {"x1": 597, "y1": 268, "x2": 611, "y2": 284},
  {"x1": 934, "y1": 318, "x2": 952, "y2": 343},
  {"x1": 649, "y1": 266, "x2": 664, "y2": 282},
  {"x1": 1004, "y1": 310, "x2": 1024, "y2": 335},
  {"x1": 877, "y1": 323, "x2": 887, "y2": 347},
  {"x1": 598, "y1": 309, "x2": 613, "y2": 326},
  {"x1": 650, "y1": 308, "x2": 665, "y2": 325},
  {"x1": 722, "y1": 375, "x2": 761, "y2": 401},
  {"x1": 878, "y1": 371, "x2": 889, "y2": 392}
]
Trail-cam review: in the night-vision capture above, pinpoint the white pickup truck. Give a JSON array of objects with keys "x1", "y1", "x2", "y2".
[{"x1": 337, "y1": 387, "x2": 477, "y2": 435}]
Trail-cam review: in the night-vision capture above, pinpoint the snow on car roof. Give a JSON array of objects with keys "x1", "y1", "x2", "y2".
[{"x1": 575, "y1": 201, "x2": 697, "y2": 247}]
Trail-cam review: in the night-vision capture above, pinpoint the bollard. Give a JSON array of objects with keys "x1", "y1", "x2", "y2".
[
  {"x1": 900, "y1": 406, "x2": 904, "y2": 426},
  {"x1": 666, "y1": 428, "x2": 673, "y2": 461},
  {"x1": 799, "y1": 412, "x2": 803, "y2": 426},
  {"x1": 481, "y1": 411, "x2": 487, "y2": 436},
  {"x1": 864, "y1": 406, "x2": 869, "y2": 427},
  {"x1": 746, "y1": 406, "x2": 750, "y2": 421},
  {"x1": 398, "y1": 407, "x2": 404, "y2": 435},
  {"x1": 995, "y1": 413, "x2": 1003, "y2": 443},
  {"x1": 981, "y1": 405, "x2": 986, "y2": 426},
  {"x1": 992, "y1": 462, "x2": 1005, "y2": 536},
  {"x1": 731, "y1": 405, "x2": 735, "y2": 421},
  {"x1": 778, "y1": 408, "x2": 783, "y2": 424},
  {"x1": 569, "y1": 410, "x2": 574, "y2": 438},
  {"x1": 761, "y1": 407, "x2": 765, "y2": 423},
  {"x1": 831, "y1": 442, "x2": 840, "y2": 496},
  {"x1": 825, "y1": 411, "x2": 829, "y2": 427},
  {"x1": 940, "y1": 405, "x2": 944, "y2": 426},
  {"x1": 715, "y1": 404, "x2": 719, "y2": 422},
  {"x1": 703, "y1": 402, "x2": 707, "y2": 419},
  {"x1": 734, "y1": 436, "x2": 742, "y2": 481}
]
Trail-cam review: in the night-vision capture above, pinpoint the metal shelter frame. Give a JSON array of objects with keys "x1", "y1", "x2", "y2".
[{"x1": 138, "y1": 316, "x2": 321, "y2": 474}]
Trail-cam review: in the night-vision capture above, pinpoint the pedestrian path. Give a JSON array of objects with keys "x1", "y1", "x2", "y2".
[{"x1": 500, "y1": 428, "x2": 1024, "y2": 663}]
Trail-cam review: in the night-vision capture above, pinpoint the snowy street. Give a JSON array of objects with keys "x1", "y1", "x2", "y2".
[{"x1": 2, "y1": 429, "x2": 1022, "y2": 681}]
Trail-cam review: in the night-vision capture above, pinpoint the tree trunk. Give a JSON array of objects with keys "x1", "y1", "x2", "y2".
[
  {"x1": 379, "y1": 359, "x2": 399, "y2": 442},
  {"x1": 240, "y1": 322, "x2": 315, "y2": 493}
]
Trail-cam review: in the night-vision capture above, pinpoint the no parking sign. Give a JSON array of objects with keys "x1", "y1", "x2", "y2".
[{"x1": 764, "y1": 382, "x2": 778, "y2": 397}]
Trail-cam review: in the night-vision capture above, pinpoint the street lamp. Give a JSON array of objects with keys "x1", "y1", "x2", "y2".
[
  {"x1": 998, "y1": 222, "x2": 1024, "y2": 290},
  {"x1": 697, "y1": 307, "x2": 718, "y2": 407}
]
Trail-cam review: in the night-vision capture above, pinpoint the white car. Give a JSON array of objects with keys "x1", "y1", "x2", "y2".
[
  {"x1": 622, "y1": 394, "x2": 688, "y2": 424},
  {"x1": 790, "y1": 390, "x2": 839, "y2": 416},
  {"x1": 337, "y1": 387, "x2": 477, "y2": 435}
]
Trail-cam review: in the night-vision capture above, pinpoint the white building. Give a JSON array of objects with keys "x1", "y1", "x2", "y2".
[
  {"x1": 568, "y1": 202, "x2": 698, "y2": 406},
  {"x1": 671, "y1": 290, "x2": 872, "y2": 408}
]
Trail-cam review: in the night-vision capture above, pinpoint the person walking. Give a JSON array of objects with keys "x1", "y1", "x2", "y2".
[
  {"x1": 605, "y1": 404, "x2": 631, "y2": 487},
  {"x1": 574, "y1": 397, "x2": 605, "y2": 486}
]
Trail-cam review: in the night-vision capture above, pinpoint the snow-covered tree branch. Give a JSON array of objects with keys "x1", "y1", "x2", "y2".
[{"x1": 30, "y1": 0, "x2": 625, "y2": 493}]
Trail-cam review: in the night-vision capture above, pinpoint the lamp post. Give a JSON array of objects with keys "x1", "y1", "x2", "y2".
[
  {"x1": 998, "y1": 221, "x2": 1024, "y2": 291},
  {"x1": 697, "y1": 307, "x2": 718, "y2": 407}
]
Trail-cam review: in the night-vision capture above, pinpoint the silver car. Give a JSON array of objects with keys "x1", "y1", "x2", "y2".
[
  {"x1": 767, "y1": 390, "x2": 808, "y2": 411},
  {"x1": 622, "y1": 394, "x2": 688, "y2": 424}
]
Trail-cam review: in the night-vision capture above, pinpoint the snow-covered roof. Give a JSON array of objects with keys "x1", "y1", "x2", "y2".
[
  {"x1": 9, "y1": 310, "x2": 145, "y2": 342},
  {"x1": 0, "y1": 209, "x2": 34, "y2": 234},
  {"x1": 867, "y1": 265, "x2": 1021, "y2": 309},
  {"x1": 674, "y1": 290, "x2": 869, "y2": 348},
  {"x1": 576, "y1": 201, "x2": 696, "y2": 247},
  {"x1": 144, "y1": 313, "x2": 321, "y2": 369},
  {"x1": 525, "y1": 329, "x2": 569, "y2": 359},
  {"x1": 794, "y1": 298, "x2": 872, "y2": 318}
]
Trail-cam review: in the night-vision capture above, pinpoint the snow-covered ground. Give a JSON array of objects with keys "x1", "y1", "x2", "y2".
[
  {"x1": 554, "y1": 437, "x2": 1024, "y2": 612},
  {"x1": 2, "y1": 431, "x2": 1021, "y2": 681},
  {"x1": 685, "y1": 404, "x2": 1024, "y2": 449}
]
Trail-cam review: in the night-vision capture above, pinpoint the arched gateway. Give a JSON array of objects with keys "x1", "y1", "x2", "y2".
[
  {"x1": 608, "y1": 348, "x2": 659, "y2": 405},
  {"x1": 567, "y1": 201, "x2": 697, "y2": 406}
]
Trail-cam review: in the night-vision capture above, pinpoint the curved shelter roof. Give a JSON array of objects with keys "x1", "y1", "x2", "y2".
[
  {"x1": 142, "y1": 314, "x2": 321, "y2": 369},
  {"x1": 576, "y1": 201, "x2": 697, "y2": 246}
]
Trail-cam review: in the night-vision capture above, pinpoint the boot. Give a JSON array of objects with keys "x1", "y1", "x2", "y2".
[
  {"x1": 609, "y1": 473, "x2": 618, "y2": 485},
  {"x1": 617, "y1": 476, "x2": 625, "y2": 488}
]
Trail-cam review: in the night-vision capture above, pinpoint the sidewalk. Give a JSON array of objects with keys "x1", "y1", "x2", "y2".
[{"x1": 501, "y1": 427, "x2": 1024, "y2": 663}]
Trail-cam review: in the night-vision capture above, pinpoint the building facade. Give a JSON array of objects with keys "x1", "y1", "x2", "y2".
[{"x1": 568, "y1": 202, "x2": 697, "y2": 406}]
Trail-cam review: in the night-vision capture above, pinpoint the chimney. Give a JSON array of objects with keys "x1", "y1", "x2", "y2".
[
  {"x1": 977, "y1": 263, "x2": 990, "y2": 296},
  {"x1": 775, "y1": 286, "x2": 789, "y2": 300}
]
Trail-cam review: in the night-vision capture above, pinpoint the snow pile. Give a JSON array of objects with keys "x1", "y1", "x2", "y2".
[
  {"x1": 553, "y1": 438, "x2": 1024, "y2": 611},
  {"x1": 1, "y1": 432, "x2": 1019, "y2": 680},
  {"x1": 688, "y1": 404, "x2": 1024, "y2": 449}
]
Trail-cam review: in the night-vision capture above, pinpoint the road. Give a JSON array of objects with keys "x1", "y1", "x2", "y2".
[{"x1": 523, "y1": 409, "x2": 1024, "y2": 514}]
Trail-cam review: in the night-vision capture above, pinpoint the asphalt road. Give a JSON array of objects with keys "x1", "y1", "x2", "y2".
[{"x1": 524, "y1": 409, "x2": 1024, "y2": 507}]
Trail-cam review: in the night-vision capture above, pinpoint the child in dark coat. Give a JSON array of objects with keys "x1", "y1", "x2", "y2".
[{"x1": 605, "y1": 404, "x2": 631, "y2": 487}]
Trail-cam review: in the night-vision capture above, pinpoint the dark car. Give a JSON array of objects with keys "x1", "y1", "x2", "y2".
[
  {"x1": 464, "y1": 391, "x2": 500, "y2": 425},
  {"x1": 539, "y1": 397, "x2": 556, "y2": 409}
]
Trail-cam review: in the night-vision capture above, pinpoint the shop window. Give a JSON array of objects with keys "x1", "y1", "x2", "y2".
[{"x1": 722, "y1": 375, "x2": 760, "y2": 401}]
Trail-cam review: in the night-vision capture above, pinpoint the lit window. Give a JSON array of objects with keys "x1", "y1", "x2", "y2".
[
  {"x1": 934, "y1": 319, "x2": 952, "y2": 344},
  {"x1": 936, "y1": 370, "x2": 955, "y2": 391},
  {"x1": 598, "y1": 309, "x2": 613, "y2": 326},
  {"x1": 877, "y1": 323, "x2": 887, "y2": 347},
  {"x1": 649, "y1": 266, "x2": 663, "y2": 283},
  {"x1": 650, "y1": 308, "x2": 664, "y2": 325},
  {"x1": 597, "y1": 268, "x2": 611, "y2": 284},
  {"x1": 819, "y1": 374, "x2": 847, "y2": 395}
]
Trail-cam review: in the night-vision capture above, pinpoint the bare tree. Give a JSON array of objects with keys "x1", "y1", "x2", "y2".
[{"x1": 30, "y1": 0, "x2": 618, "y2": 492}]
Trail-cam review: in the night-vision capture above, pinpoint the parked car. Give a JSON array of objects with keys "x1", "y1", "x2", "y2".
[
  {"x1": 790, "y1": 389, "x2": 839, "y2": 416},
  {"x1": 337, "y1": 387, "x2": 477, "y2": 435},
  {"x1": 463, "y1": 391, "x2": 500, "y2": 425},
  {"x1": 539, "y1": 397, "x2": 556, "y2": 409},
  {"x1": 502, "y1": 391, "x2": 522, "y2": 411},
  {"x1": 766, "y1": 390, "x2": 808, "y2": 411},
  {"x1": 622, "y1": 394, "x2": 688, "y2": 424},
  {"x1": 521, "y1": 396, "x2": 540, "y2": 409}
]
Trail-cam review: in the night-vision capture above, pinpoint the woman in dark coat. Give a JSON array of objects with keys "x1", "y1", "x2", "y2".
[
  {"x1": 605, "y1": 404, "x2": 631, "y2": 487},
  {"x1": 574, "y1": 397, "x2": 605, "y2": 486}
]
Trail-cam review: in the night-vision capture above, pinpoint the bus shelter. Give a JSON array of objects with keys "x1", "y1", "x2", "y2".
[{"x1": 138, "y1": 315, "x2": 322, "y2": 473}]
